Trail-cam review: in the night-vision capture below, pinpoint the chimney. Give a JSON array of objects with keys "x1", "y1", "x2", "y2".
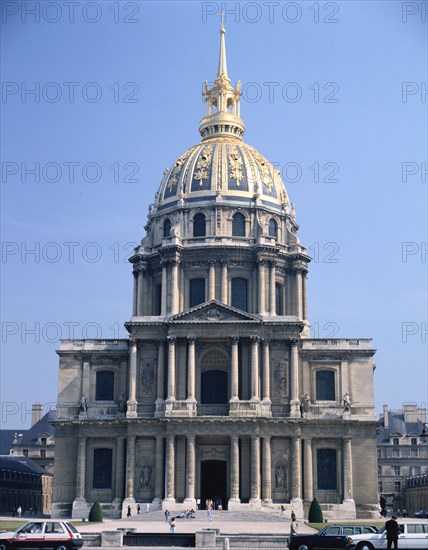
[
  {"x1": 32, "y1": 403, "x2": 43, "y2": 426},
  {"x1": 383, "y1": 404, "x2": 389, "y2": 428}
]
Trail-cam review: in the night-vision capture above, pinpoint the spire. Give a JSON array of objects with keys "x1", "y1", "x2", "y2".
[
  {"x1": 198, "y1": 18, "x2": 245, "y2": 141},
  {"x1": 217, "y1": 14, "x2": 229, "y2": 79}
]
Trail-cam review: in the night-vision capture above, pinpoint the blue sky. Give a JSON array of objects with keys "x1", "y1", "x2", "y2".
[{"x1": 1, "y1": 1, "x2": 427, "y2": 429}]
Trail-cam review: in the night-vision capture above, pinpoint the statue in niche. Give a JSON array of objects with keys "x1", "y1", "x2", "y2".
[
  {"x1": 343, "y1": 392, "x2": 351, "y2": 412},
  {"x1": 139, "y1": 465, "x2": 152, "y2": 487},
  {"x1": 274, "y1": 363, "x2": 287, "y2": 395},
  {"x1": 275, "y1": 465, "x2": 286, "y2": 489},
  {"x1": 117, "y1": 392, "x2": 126, "y2": 414},
  {"x1": 140, "y1": 363, "x2": 154, "y2": 396},
  {"x1": 79, "y1": 394, "x2": 87, "y2": 413},
  {"x1": 300, "y1": 392, "x2": 311, "y2": 416}
]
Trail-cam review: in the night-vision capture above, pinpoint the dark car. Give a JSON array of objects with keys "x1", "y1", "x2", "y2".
[
  {"x1": 414, "y1": 509, "x2": 428, "y2": 518},
  {"x1": 287, "y1": 525, "x2": 377, "y2": 550},
  {"x1": 0, "y1": 521, "x2": 83, "y2": 550}
]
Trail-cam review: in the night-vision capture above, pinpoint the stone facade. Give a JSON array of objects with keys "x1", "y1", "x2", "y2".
[
  {"x1": 52, "y1": 23, "x2": 379, "y2": 519},
  {"x1": 377, "y1": 404, "x2": 428, "y2": 512}
]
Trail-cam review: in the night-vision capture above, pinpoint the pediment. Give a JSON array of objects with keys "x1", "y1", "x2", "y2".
[{"x1": 169, "y1": 300, "x2": 260, "y2": 323}]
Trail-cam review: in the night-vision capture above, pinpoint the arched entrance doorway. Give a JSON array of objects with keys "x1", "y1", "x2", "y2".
[
  {"x1": 199, "y1": 349, "x2": 229, "y2": 410},
  {"x1": 200, "y1": 460, "x2": 227, "y2": 510}
]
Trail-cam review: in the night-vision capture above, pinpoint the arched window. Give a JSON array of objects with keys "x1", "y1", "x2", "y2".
[
  {"x1": 315, "y1": 370, "x2": 335, "y2": 401},
  {"x1": 275, "y1": 283, "x2": 283, "y2": 315},
  {"x1": 269, "y1": 218, "x2": 278, "y2": 238},
  {"x1": 193, "y1": 213, "x2": 206, "y2": 237},
  {"x1": 231, "y1": 277, "x2": 248, "y2": 311},
  {"x1": 163, "y1": 219, "x2": 171, "y2": 238},
  {"x1": 232, "y1": 212, "x2": 245, "y2": 237},
  {"x1": 189, "y1": 278, "x2": 206, "y2": 307},
  {"x1": 95, "y1": 370, "x2": 114, "y2": 401}
]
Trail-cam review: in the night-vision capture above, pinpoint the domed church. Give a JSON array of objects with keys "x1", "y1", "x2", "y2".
[{"x1": 52, "y1": 23, "x2": 379, "y2": 519}]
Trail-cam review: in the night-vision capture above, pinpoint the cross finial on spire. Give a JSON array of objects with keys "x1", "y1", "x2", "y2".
[{"x1": 219, "y1": 11, "x2": 226, "y2": 29}]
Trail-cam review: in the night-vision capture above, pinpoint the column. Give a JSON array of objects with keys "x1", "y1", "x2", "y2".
[
  {"x1": 221, "y1": 261, "x2": 228, "y2": 304},
  {"x1": 127, "y1": 340, "x2": 138, "y2": 417},
  {"x1": 258, "y1": 260, "x2": 266, "y2": 315},
  {"x1": 132, "y1": 271, "x2": 138, "y2": 316},
  {"x1": 137, "y1": 269, "x2": 144, "y2": 315},
  {"x1": 208, "y1": 261, "x2": 215, "y2": 300},
  {"x1": 76, "y1": 436, "x2": 87, "y2": 499},
  {"x1": 290, "y1": 436, "x2": 301, "y2": 500},
  {"x1": 230, "y1": 337, "x2": 239, "y2": 402},
  {"x1": 250, "y1": 435, "x2": 261, "y2": 502},
  {"x1": 295, "y1": 269, "x2": 303, "y2": 318},
  {"x1": 125, "y1": 435, "x2": 136, "y2": 500},
  {"x1": 167, "y1": 337, "x2": 176, "y2": 401},
  {"x1": 187, "y1": 337, "x2": 196, "y2": 402},
  {"x1": 343, "y1": 437, "x2": 354, "y2": 501},
  {"x1": 154, "y1": 435, "x2": 164, "y2": 502},
  {"x1": 165, "y1": 435, "x2": 175, "y2": 502},
  {"x1": 269, "y1": 261, "x2": 276, "y2": 314},
  {"x1": 82, "y1": 360, "x2": 90, "y2": 398},
  {"x1": 261, "y1": 339, "x2": 271, "y2": 403},
  {"x1": 303, "y1": 438, "x2": 313, "y2": 501},
  {"x1": 302, "y1": 272, "x2": 308, "y2": 320},
  {"x1": 156, "y1": 341, "x2": 165, "y2": 402},
  {"x1": 184, "y1": 435, "x2": 196, "y2": 503},
  {"x1": 161, "y1": 261, "x2": 168, "y2": 315},
  {"x1": 115, "y1": 437, "x2": 126, "y2": 500},
  {"x1": 171, "y1": 261, "x2": 179, "y2": 314},
  {"x1": 289, "y1": 340, "x2": 300, "y2": 417},
  {"x1": 251, "y1": 337, "x2": 259, "y2": 401},
  {"x1": 262, "y1": 436, "x2": 272, "y2": 503},
  {"x1": 229, "y1": 435, "x2": 240, "y2": 503}
]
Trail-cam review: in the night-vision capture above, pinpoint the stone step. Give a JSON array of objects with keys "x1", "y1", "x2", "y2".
[{"x1": 129, "y1": 509, "x2": 289, "y2": 523}]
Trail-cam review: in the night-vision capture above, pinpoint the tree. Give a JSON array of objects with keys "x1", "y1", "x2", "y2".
[
  {"x1": 308, "y1": 497, "x2": 323, "y2": 523},
  {"x1": 88, "y1": 501, "x2": 103, "y2": 522}
]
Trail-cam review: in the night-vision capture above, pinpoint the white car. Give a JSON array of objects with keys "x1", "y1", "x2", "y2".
[{"x1": 350, "y1": 522, "x2": 428, "y2": 549}]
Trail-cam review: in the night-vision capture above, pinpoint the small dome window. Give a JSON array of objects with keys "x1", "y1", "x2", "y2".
[
  {"x1": 193, "y1": 213, "x2": 206, "y2": 237},
  {"x1": 163, "y1": 219, "x2": 171, "y2": 238},
  {"x1": 232, "y1": 212, "x2": 245, "y2": 237},
  {"x1": 268, "y1": 218, "x2": 278, "y2": 238}
]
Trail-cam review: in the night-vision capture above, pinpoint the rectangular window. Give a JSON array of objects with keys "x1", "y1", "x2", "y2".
[
  {"x1": 316, "y1": 370, "x2": 335, "y2": 401},
  {"x1": 189, "y1": 278, "x2": 205, "y2": 308},
  {"x1": 93, "y1": 448, "x2": 113, "y2": 489},
  {"x1": 377, "y1": 449, "x2": 382, "y2": 459},
  {"x1": 394, "y1": 466, "x2": 400, "y2": 475},
  {"x1": 378, "y1": 481, "x2": 383, "y2": 493},
  {"x1": 40, "y1": 438, "x2": 47, "y2": 445},
  {"x1": 23, "y1": 449, "x2": 28, "y2": 457},
  {"x1": 411, "y1": 449, "x2": 418, "y2": 458},
  {"x1": 155, "y1": 283, "x2": 162, "y2": 315},
  {"x1": 95, "y1": 370, "x2": 115, "y2": 401},
  {"x1": 393, "y1": 449, "x2": 400, "y2": 458},
  {"x1": 40, "y1": 449, "x2": 46, "y2": 458},
  {"x1": 378, "y1": 465, "x2": 382, "y2": 476},
  {"x1": 275, "y1": 284, "x2": 283, "y2": 315},
  {"x1": 394, "y1": 481, "x2": 401, "y2": 492},
  {"x1": 231, "y1": 278, "x2": 248, "y2": 311},
  {"x1": 317, "y1": 448, "x2": 337, "y2": 490},
  {"x1": 393, "y1": 438, "x2": 399, "y2": 445}
]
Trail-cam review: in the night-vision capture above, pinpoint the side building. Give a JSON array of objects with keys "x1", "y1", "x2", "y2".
[
  {"x1": 377, "y1": 403, "x2": 428, "y2": 512},
  {"x1": 52, "y1": 23, "x2": 379, "y2": 520}
]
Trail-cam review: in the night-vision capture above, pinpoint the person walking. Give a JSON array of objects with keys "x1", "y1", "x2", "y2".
[
  {"x1": 169, "y1": 517, "x2": 176, "y2": 534},
  {"x1": 385, "y1": 515, "x2": 399, "y2": 549},
  {"x1": 127, "y1": 505, "x2": 131, "y2": 518},
  {"x1": 137, "y1": 504, "x2": 141, "y2": 515},
  {"x1": 146, "y1": 502, "x2": 150, "y2": 513},
  {"x1": 164, "y1": 509, "x2": 170, "y2": 523},
  {"x1": 290, "y1": 519, "x2": 299, "y2": 537},
  {"x1": 291, "y1": 510, "x2": 296, "y2": 522},
  {"x1": 17, "y1": 506, "x2": 22, "y2": 518}
]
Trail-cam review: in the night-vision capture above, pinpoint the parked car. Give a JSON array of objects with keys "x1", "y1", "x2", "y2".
[
  {"x1": 287, "y1": 524, "x2": 377, "y2": 550},
  {"x1": 350, "y1": 522, "x2": 428, "y2": 549},
  {"x1": 414, "y1": 509, "x2": 428, "y2": 518},
  {"x1": 0, "y1": 521, "x2": 83, "y2": 550}
]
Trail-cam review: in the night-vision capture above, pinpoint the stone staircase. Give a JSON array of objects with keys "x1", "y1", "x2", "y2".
[{"x1": 126, "y1": 509, "x2": 288, "y2": 523}]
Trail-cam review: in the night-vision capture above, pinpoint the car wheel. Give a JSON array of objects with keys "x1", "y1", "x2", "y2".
[
  {"x1": 56, "y1": 545, "x2": 69, "y2": 550},
  {"x1": 0, "y1": 542, "x2": 9, "y2": 550},
  {"x1": 297, "y1": 544, "x2": 311, "y2": 550},
  {"x1": 356, "y1": 543, "x2": 374, "y2": 550}
]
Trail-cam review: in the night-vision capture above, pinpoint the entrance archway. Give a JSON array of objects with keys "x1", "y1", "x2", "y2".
[{"x1": 200, "y1": 460, "x2": 227, "y2": 509}]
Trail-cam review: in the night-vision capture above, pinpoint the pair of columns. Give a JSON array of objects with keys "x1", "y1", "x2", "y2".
[
  {"x1": 258, "y1": 259, "x2": 277, "y2": 315},
  {"x1": 162, "y1": 337, "x2": 196, "y2": 402}
]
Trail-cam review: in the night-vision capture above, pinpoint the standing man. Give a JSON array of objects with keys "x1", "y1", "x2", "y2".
[
  {"x1": 137, "y1": 504, "x2": 140, "y2": 515},
  {"x1": 290, "y1": 518, "x2": 298, "y2": 538},
  {"x1": 385, "y1": 515, "x2": 399, "y2": 549}
]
